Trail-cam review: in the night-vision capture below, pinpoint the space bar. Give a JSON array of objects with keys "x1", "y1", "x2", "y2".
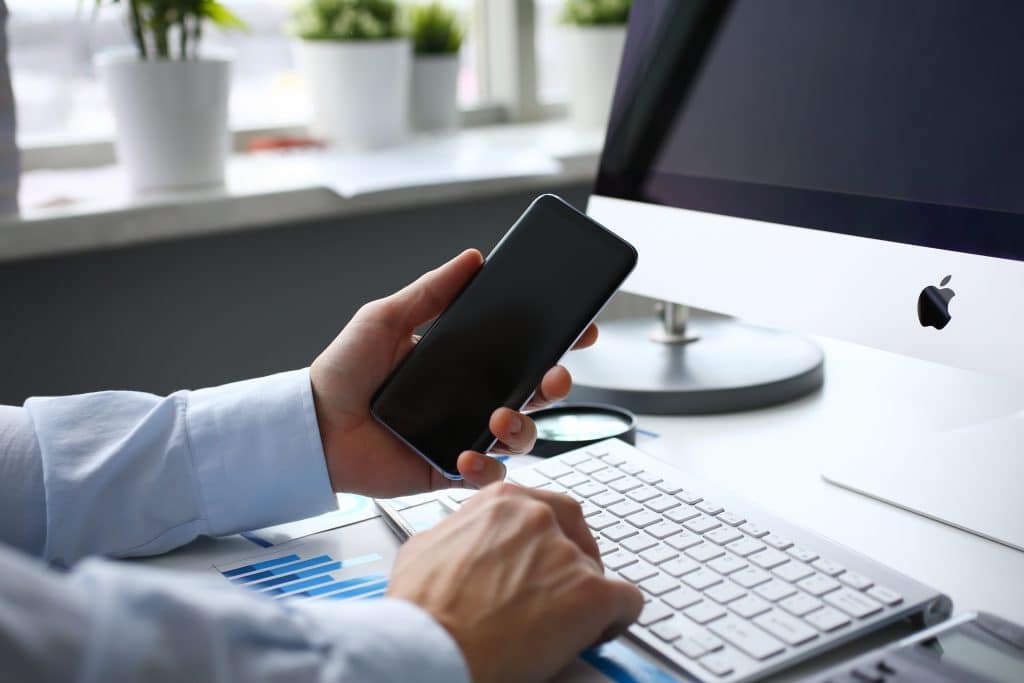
[{"x1": 708, "y1": 615, "x2": 786, "y2": 660}]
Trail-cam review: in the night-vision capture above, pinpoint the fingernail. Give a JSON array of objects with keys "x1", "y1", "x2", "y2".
[
  {"x1": 509, "y1": 415, "x2": 523, "y2": 435},
  {"x1": 471, "y1": 454, "x2": 487, "y2": 472}
]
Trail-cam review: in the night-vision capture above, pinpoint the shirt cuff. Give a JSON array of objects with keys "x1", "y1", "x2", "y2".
[
  {"x1": 186, "y1": 368, "x2": 337, "y2": 535},
  {"x1": 297, "y1": 597, "x2": 471, "y2": 683}
]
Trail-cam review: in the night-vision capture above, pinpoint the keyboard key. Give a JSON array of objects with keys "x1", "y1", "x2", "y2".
[
  {"x1": 718, "y1": 511, "x2": 746, "y2": 526},
  {"x1": 666, "y1": 531, "x2": 704, "y2": 551},
  {"x1": 590, "y1": 490, "x2": 624, "y2": 508},
  {"x1": 622, "y1": 533, "x2": 658, "y2": 554},
  {"x1": 700, "y1": 652, "x2": 736, "y2": 677},
  {"x1": 576, "y1": 459, "x2": 607, "y2": 475},
  {"x1": 705, "y1": 581, "x2": 746, "y2": 604},
  {"x1": 709, "y1": 614, "x2": 786, "y2": 660},
  {"x1": 867, "y1": 585, "x2": 903, "y2": 606},
  {"x1": 599, "y1": 452, "x2": 626, "y2": 466},
  {"x1": 824, "y1": 588, "x2": 883, "y2": 619},
  {"x1": 684, "y1": 600, "x2": 727, "y2": 624},
  {"x1": 708, "y1": 554, "x2": 747, "y2": 576},
  {"x1": 603, "y1": 550, "x2": 639, "y2": 571},
  {"x1": 697, "y1": 500, "x2": 724, "y2": 515},
  {"x1": 662, "y1": 585, "x2": 703, "y2": 610},
  {"x1": 839, "y1": 571, "x2": 874, "y2": 591},
  {"x1": 558, "y1": 472, "x2": 589, "y2": 489},
  {"x1": 804, "y1": 606, "x2": 851, "y2": 632},
  {"x1": 619, "y1": 462, "x2": 644, "y2": 475},
  {"x1": 628, "y1": 486, "x2": 661, "y2": 503},
  {"x1": 773, "y1": 561, "x2": 814, "y2": 583},
  {"x1": 646, "y1": 495, "x2": 680, "y2": 513},
  {"x1": 731, "y1": 567, "x2": 772, "y2": 589},
  {"x1": 685, "y1": 542, "x2": 725, "y2": 563},
  {"x1": 562, "y1": 452, "x2": 593, "y2": 466},
  {"x1": 788, "y1": 546, "x2": 819, "y2": 563},
  {"x1": 587, "y1": 513, "x2": 618, "y2": 531},
  {"x1": 640, "y1": 573, "x2": 680, "y2": 597},
  {"x1": 579, "y1": 501, "x2": 601, "y2": 518},
  {"x1": 750, "y1": 549, "x2": 789, "y2": 570},
  {"x1": 677, "y1": 489, "x2": 703, "y2": 505},
  {"x1": 674, "y1": 637, "x2": 706, "y2": 659},
  {"x1": 762, "y1": 534, "x2": 793, "y2": 550},
  {"x1": 812, "y1": 558, "x2": 845, "y2": 576},
  {"x1": 730, "y1": 594, "x2": 772, "y2": 619},
  {"x1": 608, "y1": 500, "x2": 643, "y2": 518},
  {"x1": 626, "y1": 510, "x2": 662, "y2": 529},
  {"x1": 637, "y1": 601, "x2": 673, "y2": 626},
  {"x1": 593, "y1": 468, "x2": 625, "y2": 484},
  {"x1": 684, "y1": 515, "x2": 721, "y2": 534},
  {"x1": 665, "y1": 505, "x2": 701, "y2": 524},
  {"x1": 646, "y1": 521, "x2": 683, "y2": 540},
  {"x1": 661, "y1": 556, "x2": 701, "y2": 578},
  {"x1": 610, "y1": 476, "x2": 643, "y2": 493},
  {"x1": 740, "y1": 522, "x2": 769, "y2": 537},
  {"x1": 754, "y1": 610, "x2": 819, "y2": 645},
  {"x1": 683, "y1": 569, "x2": 723, "y2": 591},
  {"x1": 727, "y1": 537, "x2": 766, "y2": 557},
  {"x1": 656, "y1": 481, "x2": 683, "y2": 495},
  {"x1": 638, "y1": 471, "x2": 662, "y2": 485},
  {"x1": 640, "y1": 545, "x2": 678, "y2": 565},
  {"x1": 574, "y1": 481, "x2": 606, "y2": 498},
  {"x1": 754, "y1": 580, "x2": 797, "y2": 602},
  {"x1": 705, "y1": 527, "x2": 743, "y2": 546},
  {"x1": 537, "y1": 461, "x2": 574, "y2": 480},
  {"x1": 603, "y1": 523, "x2": 639, "y2": 542},
  {"x1": 596, "y1": 537, "x2": 617, "y2": 555},
  {"x1": 509, "y1": 469, "x2": 547, "y2": 488},
  {"x1": 779, "y1": 592, "x2": 823, "y2": 617},
  {"x1": 621, "y1": 561, "x2": 659, "y2": 584},
  {"x1": 690, "y1": 629, "x2": 725, "y2": 653},
  {"x1": 650, "y1": 617, "x2": 684, "y2": 642},
  {"x1": 798, "y1": 574, "x2": 842, "y2": 597}
]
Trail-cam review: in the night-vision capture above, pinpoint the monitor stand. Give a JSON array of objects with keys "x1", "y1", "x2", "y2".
[
  {"x1": 822, "y1": 410, "x2": 1024, "y2": 552},
  {"x1": 562, "y1": 301, "x2": 824, "y2": 414}
]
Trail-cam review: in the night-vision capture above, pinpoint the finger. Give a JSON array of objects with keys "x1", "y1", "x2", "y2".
[
  {"x1": 370, "y1": 249, "x2": 483, "y2": 330},
  {"x1": 593, "y1": 579, "x2": 645, "y2": 643},
  {"x1": 489, "y1": 407, "x2": 537, "y2": 454},
  {"x1": 509, "y1": 486, "x2": 602, "y2": 567},
  {"x1": 525, "y1": 365, "x2": 572, "y2": 410},
  {"x1": 572, "y1": 323, "x2": 599, "y2": 350},
  {"x1": 455, "y1": 451, "x2": 507, "y2": 489}
]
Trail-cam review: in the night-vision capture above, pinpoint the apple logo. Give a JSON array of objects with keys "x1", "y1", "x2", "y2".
[{"x1": 918, "y1": 275, "x2": 956, "y2": 330}]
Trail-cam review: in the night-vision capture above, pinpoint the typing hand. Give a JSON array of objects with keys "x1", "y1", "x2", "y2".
[
  {"x1": 388, "y1": 483, "x2": 644, "y2": 683},
  {"x1": 309, "y1": 249, "x2": 598, "y2": 496}
]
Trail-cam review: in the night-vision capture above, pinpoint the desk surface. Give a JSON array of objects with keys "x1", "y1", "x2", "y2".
[{"x1": 637, "y1": 335, "x2": 1024, "y2": 627}]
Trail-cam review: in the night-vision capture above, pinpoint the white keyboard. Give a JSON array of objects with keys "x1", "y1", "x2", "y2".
[{"x1": 448, "y1": 439, "x2": 952, "y2": 682}]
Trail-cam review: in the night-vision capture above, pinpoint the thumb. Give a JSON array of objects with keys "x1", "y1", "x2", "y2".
[{"x1": 381, "y1": 249, "x2": 483, "y2": 329}]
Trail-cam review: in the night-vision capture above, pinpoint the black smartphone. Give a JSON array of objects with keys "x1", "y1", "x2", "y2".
[{"x1": 370, "y1": 194, "x2": 638, "y2": 479}]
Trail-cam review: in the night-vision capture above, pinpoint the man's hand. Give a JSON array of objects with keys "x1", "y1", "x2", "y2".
[
  {"x1": 388, "y1": 483, "x2": 644, "y2": 683},
  {"x1": 309, "y1": 249, "x2": 598, "y2": 497}
]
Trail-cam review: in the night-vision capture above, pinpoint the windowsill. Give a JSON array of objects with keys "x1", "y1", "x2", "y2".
[{"x1": 0, "y1": 121, "x2": 604, "y2": 264}]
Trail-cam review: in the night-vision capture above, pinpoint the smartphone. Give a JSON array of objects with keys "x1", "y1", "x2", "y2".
[{"x1": 370, "y1": 194, "x2": 638, "y2": 479}]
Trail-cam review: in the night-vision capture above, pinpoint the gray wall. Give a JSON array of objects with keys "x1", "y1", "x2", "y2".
[{"x1": 0, "y1": 184, "x2": 609, "y2": 405}]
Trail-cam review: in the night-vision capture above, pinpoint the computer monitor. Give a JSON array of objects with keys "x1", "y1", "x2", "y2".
[{"x1": 586, "y1": 0, "x2": 1024, "y2": 549}]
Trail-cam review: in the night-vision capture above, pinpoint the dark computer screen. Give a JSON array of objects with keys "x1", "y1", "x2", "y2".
[{"x1": 596, "y1": 0, "x2": 1024, "y2": 261}]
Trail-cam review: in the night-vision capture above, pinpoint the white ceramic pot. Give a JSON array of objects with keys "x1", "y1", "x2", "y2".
[
  {"x1": 96, "y1": 54, "x2": 230, "y2": 192},
  {"x1": 411, "y1": 54, "x2": 459, "y2": 132},
  {"x1": 296, "y1": 38, "x2": 411, "y2": 149},
  {"x1": 565, "y1": 25, "x2": 627, "y2": 130}
]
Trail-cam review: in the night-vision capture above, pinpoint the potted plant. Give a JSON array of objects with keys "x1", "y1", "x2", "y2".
[
  {"x1": 409, "y1": 2, "x2": 463, "y2": 132},
  {"x1": 291, "y1": 0, "x2": 410, "y2": 149},
  {"x1": 93, "y1": 1, "x2": 245, "y2": 192},
  {"x1": 561, "y1": 0, "x2": 631, "y2": 130}
]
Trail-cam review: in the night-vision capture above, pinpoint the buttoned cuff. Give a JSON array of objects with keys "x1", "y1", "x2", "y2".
[
  {"x1": 187, "y1": 368, "x2": 337, "y2": 535},
  {"x1": 298, "y1": 597, "x2": 471, "y2": 683}
]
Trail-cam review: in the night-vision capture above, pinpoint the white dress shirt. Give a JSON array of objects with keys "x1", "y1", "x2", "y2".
[{"x1": 0, "y1": 369, "x2": 470, "y2": 683}]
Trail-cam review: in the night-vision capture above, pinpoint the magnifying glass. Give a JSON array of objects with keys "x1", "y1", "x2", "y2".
[{"x1": 528, "y1": 403, "x2": 638, "y2": 458}]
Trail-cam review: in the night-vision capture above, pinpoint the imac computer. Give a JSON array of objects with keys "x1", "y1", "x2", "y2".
[{"x1": 576, "y1": 0, "x2": 1024, "y2": 550}]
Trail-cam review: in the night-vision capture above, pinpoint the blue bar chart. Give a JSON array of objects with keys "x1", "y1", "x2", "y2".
[{"x1": 218, "y1": 551, "x2": 388, "y2": 602}]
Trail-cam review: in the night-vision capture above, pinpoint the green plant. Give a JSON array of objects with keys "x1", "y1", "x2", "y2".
[
  {"x1": 562, "y1": 0, "x2": 631, "y2": 26},
  {"x1": 291, "y1": 0, "x2": 402, "y2": 41},
  {"x1": 409, "y1": 2, "x2": 463, "y2": 55},
  {"x1": 92, "y1": 1, "x2": 245, "y2": 60}
]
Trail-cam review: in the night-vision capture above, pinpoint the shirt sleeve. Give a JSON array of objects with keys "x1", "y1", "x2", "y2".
[
  {"x1": 0, "y1": 544, "x2": 470, "y2": 683},
  {"x1": 9, "y1": 369, "x2": 337, "y2": 565}
]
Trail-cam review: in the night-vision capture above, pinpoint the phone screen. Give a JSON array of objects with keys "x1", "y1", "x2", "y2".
[{"x1": 370, "y1": 195, "x2": 637, "y2": 477}]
